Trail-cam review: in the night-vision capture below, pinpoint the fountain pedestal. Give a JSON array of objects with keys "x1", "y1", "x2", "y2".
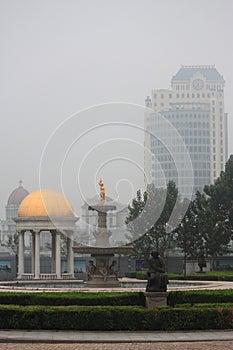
[{"x1": 73, "y1": 203, "x2": 133, "y2": 288}]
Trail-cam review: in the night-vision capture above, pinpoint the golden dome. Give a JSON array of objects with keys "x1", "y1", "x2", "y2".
[{"x1": 18, "y1": 190, "x2": 74, "y2": 217}]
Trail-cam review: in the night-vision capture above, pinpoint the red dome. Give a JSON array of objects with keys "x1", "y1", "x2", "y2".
[{"x1": 7, "y1": 182, "x2": 29, "y2": 206}]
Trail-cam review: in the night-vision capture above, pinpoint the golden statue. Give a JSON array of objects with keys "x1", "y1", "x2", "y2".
[{"x1": 98, "y1": 179, "x2": 105, "y2": 202}]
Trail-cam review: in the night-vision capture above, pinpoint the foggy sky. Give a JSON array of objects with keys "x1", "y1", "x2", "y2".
[{"x1": 0, "y1": 0, "x2": 233, "y2": 218}]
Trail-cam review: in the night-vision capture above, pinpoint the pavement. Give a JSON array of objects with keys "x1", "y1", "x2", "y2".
[
  {"x1": 0, "y1": 341, "x2": 233, "y2": 350},
  {"x1": 0, "y1": 330, "x2": 233, "y2": 344},
  {"x1": 1, "y1": 330, "x2": 233, "y2": 349}
]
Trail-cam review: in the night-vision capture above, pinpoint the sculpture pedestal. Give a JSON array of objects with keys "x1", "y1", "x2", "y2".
[
  {"x1": 87, "y1": 252, "x2": 119, "y2": 288},
  {"x1": 144, "y1": 292, "x2": 168, "y2": 309},
  {"x1": 73, "y1": 246, "x2": 133, "y2": 288},
  {"x1": 86, "y1": 274, "x2": 120, "y2": 288}
]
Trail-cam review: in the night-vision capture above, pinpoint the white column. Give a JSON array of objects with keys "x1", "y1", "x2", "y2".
[
  {"x1": 67, "y1": 234, "x2": 74, "y2": 277},
  {"x1": 31, "y1": 231, "x2": 35, "y2": 275},
  {"x1": 34, "y1": 230, "x2": 40, "y2": 279},
  {"x1": 55, "y1": 231, "x2": 61, "y2": 279},
  {"x1": 51, "y1": 231, "x2": 56, "y2": 274},
  {"x1": 17, "y1": 231, "x2": 24, "y2": 279}
]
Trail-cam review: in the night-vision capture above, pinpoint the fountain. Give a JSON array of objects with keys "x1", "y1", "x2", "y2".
[{"x1": 73, "y1": 180, "x2": 133, "y2": 287}]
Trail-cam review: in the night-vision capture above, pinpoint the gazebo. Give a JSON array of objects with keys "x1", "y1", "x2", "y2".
[{"x1": 14, "y1": 190, "x2": 78, "y2": 280}]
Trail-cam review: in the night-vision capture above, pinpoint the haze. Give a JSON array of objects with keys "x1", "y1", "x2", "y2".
[{"x1": 0, "y1": 0, "x2": 232, "y2": 218}]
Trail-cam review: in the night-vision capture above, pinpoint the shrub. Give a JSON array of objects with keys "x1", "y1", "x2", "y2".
[
  {"x1": 125, "y1": 271, "x2": 233, "y2": 281},
  {"x1": 168, "y1": 289, "x2": 233, "y2": 306},
  {"x1": 0, "y1": 292, "x2": 145, "y2": 307},
  {"x1": 0, "y1": 304, "x2": 232, "y2": 331}
]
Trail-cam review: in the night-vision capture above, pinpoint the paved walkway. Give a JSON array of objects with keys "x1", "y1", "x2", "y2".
[
  {"x1": 0, "y1": 330, "x2": 233, "y2": 343},
  {"x1": 0, "y1": 341, "x2": 233, "y2": 350},
  {"x1": 1, "y1": 331, "x2": 233, "y2": 349}
]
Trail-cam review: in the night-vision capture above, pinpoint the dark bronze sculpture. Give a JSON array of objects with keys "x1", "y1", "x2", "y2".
[
  {"x1": 197, "y1": 253, "x2": 206, "y2": 273},
  {"x1": 146, "y1": 251, "x2": 168, "y2": 292}
]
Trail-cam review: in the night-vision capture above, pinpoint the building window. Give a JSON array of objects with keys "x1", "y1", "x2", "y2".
[
  {"x1": 176, "y1": 94, "x2": 179, "y2": 98},
  {"x1": 161, "y1": 94, "x2": 164, "y2": 99},
  {"x1": 202, "y1": 93, "x2": 205, "y2": 98},
  {"x1": 161, "y1": 102, "x2": 164, "y2": 106},
  {"x1": 154, "y1": 94, "x2": 157, "y2": 99},
  {"x1": 169, "y1": 93, "x2": 172, "y2": 98},
  {"x1": 197, "y1": 93, "x2": 200, "y2": 98},
  {"x1": 207, "y1": 93, "x2": 210, "y2": 98},
  {"x1": 181, "y1": 93, "x2": 184, "y2": 98},
  {"x1": 187, "y1": 93, "x2": 190, "y2": 98},
  {"x1": 176, "y1": 85, "x2": 179, "y2": 90},
  {"x1": 186, "y1": 85, "x2": 190, "y2": 90},
  {"x1": 192, "y1": 93, "x2": 195, "y2": 98}
]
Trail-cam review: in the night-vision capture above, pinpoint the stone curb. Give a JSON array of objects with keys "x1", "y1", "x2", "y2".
[{"x1": 0, "y1": 330, "x2": 233, "y2": 343}]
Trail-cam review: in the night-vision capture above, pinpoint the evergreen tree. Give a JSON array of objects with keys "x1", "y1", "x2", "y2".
[
  {"x1": 204, "y1": 154, "x2": 233, "y2": 232},
  {"x1": 203, "y1": 155, "x2": 233, "y2": 267},
  {"x1": 175, "y1": 195, "x2": 204, "y2": 259},
  {"x1": 125, "y1": 181, "x2": 180, "y2": 261},
  {"x1": 175, "y1": 156, "x2": 233, "y2": 269}
]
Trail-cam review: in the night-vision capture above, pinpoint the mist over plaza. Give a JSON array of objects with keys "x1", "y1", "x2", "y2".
[{"x1": 0, "y1": 0, "x2": 232, "y2": 221}]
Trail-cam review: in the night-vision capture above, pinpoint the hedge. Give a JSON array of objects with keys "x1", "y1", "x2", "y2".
[
  {"x1": 125, "y1": 271, "x2": 233, "y2": 281},
  {"x1": 0, "y1": 304, "x2": 232, "y2": 331},
  {"x1": 0, "y1": 292, "x2": 145, "y2": 307},
  {"x1": 168, "y1": 289, "x2": 233, "y2": 306},
  {"x1": 1, "y1": 290, "x2": 233, "y2": 307}
]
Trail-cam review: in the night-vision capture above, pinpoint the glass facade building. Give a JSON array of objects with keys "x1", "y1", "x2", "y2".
[{"x1": 144, "y1": 65, "x2": 228, "y2": 197}]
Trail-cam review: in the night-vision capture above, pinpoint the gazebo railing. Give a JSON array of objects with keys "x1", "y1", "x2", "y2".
[
  {"x1": 39, "y1": 273, "x2": 57, "y2": 280},
  {"x1": 21, "y1": 273, "x2": 35, "y2": 280},
  {"x1": 62, "y1": 273, "x2": 74, "y2": 280},
  {"x1": 19, "y1": 273, "x2": 74, "y2": 280}
]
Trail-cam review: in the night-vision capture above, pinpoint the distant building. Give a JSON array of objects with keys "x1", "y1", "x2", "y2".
[
  {"x1": 144, "y1": 65, "x2": 228, "y2": 195},
  {"x1": 0, "y1": 181, "x2": 29, "y2": 244}
]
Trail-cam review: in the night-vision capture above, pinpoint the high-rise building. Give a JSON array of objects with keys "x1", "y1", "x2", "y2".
[{"x1": 144, "y1": 65, "x2": 228, "y2": 196}]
